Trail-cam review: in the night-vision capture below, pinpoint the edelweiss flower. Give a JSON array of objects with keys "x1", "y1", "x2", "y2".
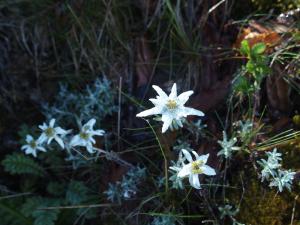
[
  {"x1": 38, "y1": 118, "x2": 70, "y2": 149},
  {"x1": 136, "y1": 83, "x2": 204, "y2": 133},
  {"x1": 269, "y1": 169, "x2": 296, "y2": 192},
  {"x1": 258, "y1": 148, "x2": 282, "y2": 181},
  {"x1": 70, "y1": 118, "x2": 105, "y2": 153},
  {"x1": 169, "y1": 150, "x2": 186, "y2": 189},
  {"x1": 21, "y1": 135, "x2": 46, "y2": 157},
  {"x1": 177, "y1": 149, "x2": 216, "y2": 189},
  {"x1": 217, "y1": 131, "x2": 240, "y2": 159}
]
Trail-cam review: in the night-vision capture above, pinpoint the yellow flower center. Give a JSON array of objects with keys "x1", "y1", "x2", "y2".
[
  {"x1": 191, "y1": 160, "x2": 204, "y2": 174},
  {"x1": 45, "y1": 127, "x2": 54, "y2": 137},
  {"x1": 29, "y1": 140, "x2": 37, "y2": 149},
  {"x1": 79, "y1": 132, "x2": 90, "y2": 140},
  {"x1": 166, "y1": 99, "x2": 177, "y2": 109}
]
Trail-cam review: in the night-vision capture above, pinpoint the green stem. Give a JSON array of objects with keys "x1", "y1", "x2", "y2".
[{"x1": 145, "y1": 120, "x2": 169, "y2": 193}]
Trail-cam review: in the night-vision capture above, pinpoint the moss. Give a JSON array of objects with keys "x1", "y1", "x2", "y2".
[
  {"x1": 229, "y1": 179, "x2": 289, "y2": 225},
  {"x1": 251, "y1": 0, "x2": 300, "y2": 12}
]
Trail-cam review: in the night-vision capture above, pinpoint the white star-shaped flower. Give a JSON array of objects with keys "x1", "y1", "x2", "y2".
[
  {"x1": 70, "y1": 118, "x2": 105, "y2": 154},
  {"x1": 38, "y1": 118, "x2": 70, "y2": 149},
  {"x1": 136, "y1": 83, "x2": 204, "y2": 133},
  {"x1": 269, "y1": 169, "x2": 296, "y2": 192},
  {"x1": 21, "y1": 135, "x2": 46, "y2": 157},
  {"x1": 217, "y1": 131, "x2": 240, "y2": 159},
  {"x1": 177, "y1": 149, "x2": 216, "y2": 189}
]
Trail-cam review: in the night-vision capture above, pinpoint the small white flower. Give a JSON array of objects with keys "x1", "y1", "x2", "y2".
[
  {"x1": 258, "y1": 148, "x2": 282, "y2": 181},
  {"x1": 218, "y1": 205, "x2": 238, "y2": 219},
  {"x1": 169, "y1": 150, "x2": 186, "y2": 189},
  {"x1": 21, "y1": 135, "x2": 46, "y2": 157},
  {"x1": 176, "y1": 149, "x2": 216, "y2": 189},
  {"x1": 38, "y1": 118, "x2": 70, "y2": 149},
  {"x1": 70, "y1": 118, "x2": 105, "y2": 154},
  {"x1": 265, "y1": 148, "x2": 282, "y2": 167},
  {"x1": 269, "y1": 169, "x2": 296, "y2": 192},
  {"x1": 217, "y1": 131, "x2": 240, "y2": 159},
  {"x1": 136, "y1": 83, "x2": 204, "y2": 133}
]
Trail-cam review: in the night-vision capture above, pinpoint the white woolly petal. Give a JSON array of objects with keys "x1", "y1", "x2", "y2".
[
  {"x1": 149, "y1": 98, "x2": 164, "y2": 108},
  {"x1": 190, "y1": 174, "x2": 201, "y2": 189},
  {"x1": 85, "y1": 118, "x2": 96, "y2": 129},
  {"x1": 49, "y1": 118, "x2": 56, "y2": 127},
  {"x1": 21, "y1": 145, "x2": 28, "y2": 150},
  {"x1": 91, "y1": 129, "x2": 105, "y2": 136},
  {"x1": 86, "y1": 144, "x2": 96, "y2": 154},
  {"x1": 47, "y1": 137, "x2": 53, "y2": 145},
  {"x1": 197, "y1": 154, "x2": 209, "y2": 164},
  {"x1": 54, "y1": 136, "x2": 65, "y2": 149},
  {"x1": 169, "y1": 83, "x2": 177, "y2": 99},
  {"x1": 26, "y1": 149, "x2": 37, "y2": 157},
  {"x1": 181, "y1": 107, "x2": 204, "y2": 117},
  {"x1": 89, "y1": 136, "x2": 96, "y2": 144},
  {"x1": 55, "y1": 127, "x2": 68, "y2": 135},
  {"x1": 136, "y1": 107, "x2": 161, "y2": 117},
  {"x1": 161, "y1": 114, "x2": 173, "y2": 133},
  {"x1": 182, "y1": 149, "x2": 193, "y2": 163},
  {"x1": 38, "y1": 124, "x2": 47, "y2": 130},
  {"x1": 177, "y1": 90, "x2": 193, "y2": 105},
  {"x1": 37, "y1": 133, "x2": 47, "y2": 144},
  {"x1": 37, "y1": 146, "x2": 46, "y2": 152},
  {"x1": 191, "y1": 151, "x2": 200, "y2": 159},
  {"x1": 70, "y1": 135, "x2": 81, "y2": 146},
  {"x1": 169, "y1": 166, "x2": 180, "y2": 172},
  {"x1": 178, "y1": 163, "x2": 192, "y2": 178},
  {"x1": 152, "y1": 85, "x2": 168, "y2": 99},
  {"x1": 202, "y1": 165, "x2": 216, "y2": 176},
  {"x1": 26, "y1": 135, "x2": 33, "y2": 143}
]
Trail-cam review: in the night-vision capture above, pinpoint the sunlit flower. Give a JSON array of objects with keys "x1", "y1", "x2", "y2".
[
  {"x1": 136, "y1": 83, "x2": 204, "y2": 133},
  {"x1": 176, "y1": 149, "x2": 216, "y2": 189},
  {"x1": 21, "y1": 135, "x2": 46, "y2": 157},
  {"x1": 70, "y1": 118, "x2": 105, "y2": 153},
  {"x1": 38, "y1": 118, "x2": 70, "y2": 149}
]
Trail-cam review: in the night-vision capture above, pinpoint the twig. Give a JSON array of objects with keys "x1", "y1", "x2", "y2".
[
  {"x1": 208, "y1": 0, "x2": 226, "y2": 14},
  {"x1": 290, "y1": 195, "x2": 298, "y2": 225},
  {"x1": 145, "y1": 120, "x2": 169, "y2": 193},
  {"x1": 118, "y1": 76, "x2": 123, "y2": 152},
  {"x1": 38, "y1": 203, "x2": 119, "y2": 210},
  {"x1": 0, "y1": 192, "x2": 32, "y2": 200}
]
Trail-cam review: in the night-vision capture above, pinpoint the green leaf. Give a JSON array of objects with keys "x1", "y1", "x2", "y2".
[
  {"x1": 292, "y1": 32, "x2": 300, "y2": 41},
  {"x1": 0, "y1": 200, "x2": 32, "y2": 225},
  {"x1": 21, "y1": 197, "x2": 44, "y2": 217},
  {"x1": 47, "y1": 182, "x2": 66, "y2": 197},
  {"x1": 33, "y1": 209, "x2": 59, "y2": 225},
  {"x1": 252, "y1": 43, "x2": 266, "y2": 55},
  {"x1": 246, "y1": 61, "x2": 255, "y2": 74},
  {"x1": 66, "y1": 181, "x2": 89, "y2": 205},
  {"x1": 240, "y1": 40, "x2": 250, "y2": 55},
  {"x1": 2, "y1": 153, "x2": 46, "y2": 177},
  {"x1": 233, "y1": 73, "x2": 256, "y2": 95},
  {"x1": 21, "y1": 197, "x2": 60, "y2": 225}
]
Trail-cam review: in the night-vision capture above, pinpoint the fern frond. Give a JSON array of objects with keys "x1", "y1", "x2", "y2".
[
  {"x1": 21, "y1": 197, "x2": 60, "y2": 225},
  {"x1": 0, "y1": 200, "x2": 32, "y2": 225},
  {"x1": 2, "y1": 153, "x2": 46, "y2": 177},
  {"x1": 66, "y1": 181, "x2": 89, "y2": 205}
]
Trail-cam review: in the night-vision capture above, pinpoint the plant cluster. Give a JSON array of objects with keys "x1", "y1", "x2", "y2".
[{"x1": 258, "y1": 148, "x2": 296, "y2": 192}]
